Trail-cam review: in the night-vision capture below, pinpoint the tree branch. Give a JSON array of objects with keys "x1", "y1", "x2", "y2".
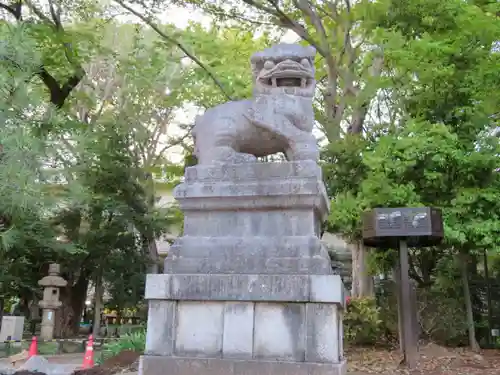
[
  {"x1": 0, "y1": 1, "x2": 22, "y2": 19},
  {"x1": 294, "y1": 0, "x2": 329, "y2": 51},
  {"x1": 10, "y1": 0, "x2": 87, "y2": 109},
  {"x1": 206, "y1": 6, "x2": 277, "y2": 26},
  {"x1": 293, "y1": 0, "x2": 341, "y2": 139},
  {"x1": 349, "y1": 52, "x2": 384, "y2": 134},
  {"x1": 148, "y1": 109, "x2": 175, "y2": 153},
  {"x1": 408, "y1": 250, "x2": 426, "y2": 287},
  {"x1": 114, "y1": 0, "x2": 232, "y2": 101},
  {"x1": 47, "y1": 0, "x2": 62, "y2": 29},
  {"x1": 258, "y1": 0, "x2": 327, "y2": 56},
  {"x1": 24, "y1": 0, "x2": 53, "y2": 24},
  {"x1": 150, "y1": 130, "x2": 192, "y2": 167}
]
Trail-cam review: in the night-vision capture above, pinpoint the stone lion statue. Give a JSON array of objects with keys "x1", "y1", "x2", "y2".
[{"x1": 192, "y1": 43, "x2": 319, "y2": 165}]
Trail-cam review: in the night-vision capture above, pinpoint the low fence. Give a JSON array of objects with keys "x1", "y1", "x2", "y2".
[
  {"x1": 0, "y1": 337, "x2": 122, "y2": 360},
  {"x1": 374, "y1": 276, "x2": 500, "y2": 348},
  {"x1": 470, "y1": 277, "x2": 500, "y2": 347}
]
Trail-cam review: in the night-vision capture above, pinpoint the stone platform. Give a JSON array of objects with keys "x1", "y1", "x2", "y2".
[
  {"x1": 140, "y1": 161, "x2": 346, "y2": 375},
  {"x1": 141, "y1": 356, "x2": 347, "y2": 375}
]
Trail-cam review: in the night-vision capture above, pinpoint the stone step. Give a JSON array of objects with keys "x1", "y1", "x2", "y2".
[
  {"x1": 183, "y1": 160, "x2": 322, "y2": 183},
  {"x1": 164, "y1": 256, "x2": 333, "y2": 275},
  {"x1": 169, "y1": 236, "x2": 328, "y2": 259},
  {"x1": 145, "y1": 273, "x2": 344, "y2": 303}
]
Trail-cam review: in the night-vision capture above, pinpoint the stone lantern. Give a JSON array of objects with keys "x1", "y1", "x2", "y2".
[{"x1": 38, "y1": 263, "x2": 67, "y2": 340}]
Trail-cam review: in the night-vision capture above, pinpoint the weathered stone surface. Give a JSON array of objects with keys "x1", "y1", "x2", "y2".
[
  {"x1": 192, "y1": 44, "x2": 318, "y2": 166},
  {"x1": 305, "y1": 303, "x2": 339, "y2": 363},
  {"x1": 183, "y1": 160, "x2": 322, "y2": 183},
  {"x1": 165, "y1": 235, "x2": 334, "y2": 274},
  {"x1": 175, "y1": 162, "x2": 329, "y2": 219},
  {"x1": 176, "y1": 179, "x2": 326, "y2": 200},
  {"x1": 222, "y1": 303, "x2": 254, "y2": 359},
  {"x1": 310, "y1": 275, "x2": 346, "y2": 308},
  {"x1": 164, "y1": 256, "x2": 332, "y2": 275},
  {"x1": 173, "y1": 163, "x2": 329, "y2": 246},
  {"x1": 175, "y1": 302, "x2": 224, "y2": 357},
  {"x1": 253, "y1": 303, "x2": 305, "y2": 361},
  {"x1": 140, "y1": 356, "x2": 347, "y2": 375},
  {"x1": 145, "y1": 274, "x2": 343, "y2": 303},
  {"x1": 338, "y1": 309, "x2": 345, "y2": 360},
  {"x1": 182, "y1": 210, "x2": 321, "y2": 237},
  {"x1": 145, "y1": 301, "x2": 176, "y2": 356},
  {"x1": 144, "y1": 299, "x2": 346, "y2": 364},
  {"x1": 168, "y1": 236, "x2": 326, "y2": 259}
]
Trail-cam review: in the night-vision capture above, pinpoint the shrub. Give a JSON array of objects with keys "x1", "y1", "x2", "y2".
[
  {"x1": 376, "y1": 280, "x2": 468, "y2": 346},
  {"x1": 99, "y1": 329, "x2": 146, "y2": 363},
  {"x1": 344, "y1": 297, "x2": 383, "y2": 346}
]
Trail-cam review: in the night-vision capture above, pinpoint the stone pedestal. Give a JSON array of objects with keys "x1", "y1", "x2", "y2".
[
  {"x1": 140, "y1": 161, "x2": 346, "y2": 375},
  {"x1": 38, "y1": 263, "x2": 67, "y2": 340}
]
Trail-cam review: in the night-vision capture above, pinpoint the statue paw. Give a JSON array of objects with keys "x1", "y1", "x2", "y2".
[
  {"x1": 286, "y1": 141, "x2": 319, "y2": 162},
  {"x1": 232, "y1": 153, "x2": 257, "y2": 163}
]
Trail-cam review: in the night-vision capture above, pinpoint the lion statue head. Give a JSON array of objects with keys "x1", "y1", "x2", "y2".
[{"x1": 248, "y1": 44, "x2": 317, "y2": 134}]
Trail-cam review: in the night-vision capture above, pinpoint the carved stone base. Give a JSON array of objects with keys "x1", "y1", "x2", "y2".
[
  {"x1": 140, "y1": 356, "x2": 347, "y2": 375},
  {"x1": 144, "y1": 274, "x2": 344, "y2": 363},
  {"x1": 141, "y1": 162, "x2": 346, "y2": 375}
]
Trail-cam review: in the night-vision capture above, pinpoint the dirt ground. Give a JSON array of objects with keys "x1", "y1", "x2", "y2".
[
  {"x1": 72, "y1": 344, "x2": 500, "y2": 375},
  {"x1": 6, "y1": 345, "x2": 500, "y2": 375},
  {"x1": 347, "y1": 343, "x2": 500, "y2": 375},
  {"x1": 72, "y1": 351, "x2": 140, "y2": 375}
]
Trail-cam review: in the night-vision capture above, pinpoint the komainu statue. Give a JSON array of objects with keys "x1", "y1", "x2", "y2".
[{"x1": 193, "y1": 43, "x2": 319, "y2": 165}]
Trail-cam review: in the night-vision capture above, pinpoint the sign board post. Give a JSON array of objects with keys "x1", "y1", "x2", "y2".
[{"x1": 362, "y1": 207, "x2": 444, "y2": 369}]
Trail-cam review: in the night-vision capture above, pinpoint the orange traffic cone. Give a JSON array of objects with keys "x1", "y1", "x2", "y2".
[
  {"x1": 82, "y1": 335, "x2": 94, "y2": 368},
  {"x1": 28, "y1": 336, "x2": 37, "y2": 358}
]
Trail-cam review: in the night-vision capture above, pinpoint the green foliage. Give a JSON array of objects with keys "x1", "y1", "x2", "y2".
[
  {"x1": 418, "y1": 288, "x2": 468, "y2": 346},
  {"x1": 376, "y1": 278, "x2": 468, "y2": 346},
  {"x1": 324, "y1": 118, "x2": 500, "y2": 277},
  {"x1": 344, "y1": 298, "x2": 383, "y2": 346},
  {"x1": 47, "y1": 26, "x2": 185, "y2": 326},
  {"x1": 0, "y1": 13, "x2": 185, "y2": 333},
  {"x1": 323, "y1": 0, "x2": 500, "y2": 256},
  {"x1": 0, "y1": 24, "x2": 74, "y2": 297},
  {"x1": 318, "y1": 0, "x2": 500, "y2": 348},
  {"x1": 178, "y1": 24, "x2": 276, "y2": 108},
  {"x1": 99, "y1": 330, "x2": 146, "y2": 363},
  {"x1": 103, "y1": 248, "x2": 147, "y2": 312}
]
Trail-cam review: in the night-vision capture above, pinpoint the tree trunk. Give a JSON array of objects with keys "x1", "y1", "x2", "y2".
[
  {"x1": 483, "y1": 250, "x2": 494, "y2": 347},
  {"x1": 323, "y1": 89, "x2": 341, "y2": 141},
  {"x1": 69, "y1": 277, "x2": 90, "y2": 336},
  {"x1": 0, "y1": 297, "x2": 4, "y2": 333},
  {"x1": 467, "y1": 254, "x2": 482, "y2": 341},
  {"x1": 351, "y1": 241, "x2": 374, "y2": 297},
  {"x1": 20, "y1": 296, "x2": 30, "y2": 318},
  {"x1": 56, "y1": 273, "x2": 90, "y2": 337},
  {"x1": 144, "y1": 172, "x2": 159, "y2": 274},
  {"x1": 143, "y1": 235, "x2": 159, "y2": 274},
  {"x1": 459, "y1": 252, "x2": 480, "y2": 352},
  {"x1": 92, "y1": 271, "x2": 104, "y2": 337}
]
